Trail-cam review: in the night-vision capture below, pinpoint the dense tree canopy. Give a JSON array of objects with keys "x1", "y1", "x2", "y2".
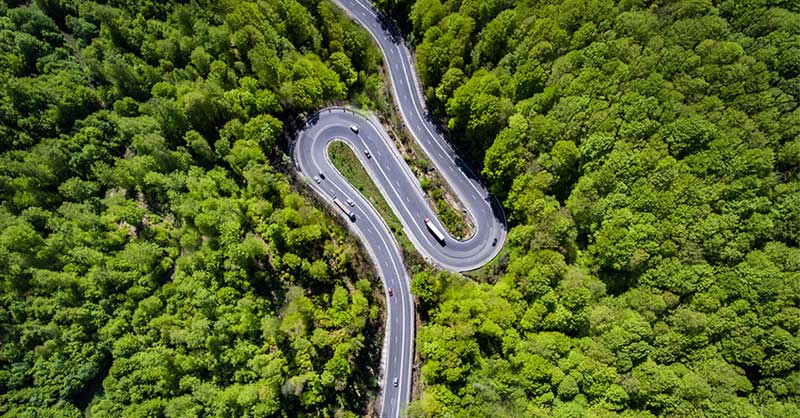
[
  {"x1": 3, "y1": 0, "x2": 800, "y2": 416},
  {"x1": 0, "y1": 0, "x2": 384, "y2": 416},
  {"x1": 383, "y1": 0, "x2": 800, "y2": 416}
]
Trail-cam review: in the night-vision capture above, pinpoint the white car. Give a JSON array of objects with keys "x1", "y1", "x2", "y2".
[
  {"x1": 364, "y1": 148, "x2": 371, "y2": 158},
  {"x1": 392, "y1": 377, "x2": 398, "y2": 387},
  {"x1": 350, "y1": 125, "x2": 359, "y2": 134},
  {"x1": 313, "y1": 176, "x2": 321, "y2": 184},
  {"x1": 346, "y1": 198, "x2": 355, "y2": 207}
]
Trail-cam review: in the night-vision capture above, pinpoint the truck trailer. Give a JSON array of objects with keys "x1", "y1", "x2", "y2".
[
  {"x1": 424, "y1": 218, "x2": 445, "y2": 243},
  {"x1": 333, "y1": 197, "x2": 355, "y2": 221}
]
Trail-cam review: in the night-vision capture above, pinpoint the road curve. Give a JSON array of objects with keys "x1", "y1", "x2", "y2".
[
  {"x1": 331, "y1": 0, "x2": 508, "y2": 271},
  {"x1": 293, "y1": 1, "x2": 507, "y2": 417}
]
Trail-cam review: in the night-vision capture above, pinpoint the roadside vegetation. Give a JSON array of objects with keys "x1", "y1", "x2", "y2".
[
  {"x1": 0, "y1": 0, "x2": 387, "y2": 416},
  {"x1": 380, "y1": 0, "x2": 800, "y2": 416},
  {"x1": 4, "y1": 0, "x2": 800, "y2": 416},
  {"x1": 327, "y1": 140, "x2": 404, "y2": 236},
  {"x1": 350, "y1": 49, "x2": 475, "y2": 239},
  {"x1": 327, "y1": 140, "x2": 431, "y2": 274},
  {"x1": 399, "y1": 131, "x2": 473, "y2": 240}
]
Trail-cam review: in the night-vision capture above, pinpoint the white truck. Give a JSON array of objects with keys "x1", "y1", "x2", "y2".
[
  {"x1": 333, "y1": 197, "x2": 355, "y2": 221},
  {"x1": 424, "y1": 218, "x2": 445, "y2": 243}
]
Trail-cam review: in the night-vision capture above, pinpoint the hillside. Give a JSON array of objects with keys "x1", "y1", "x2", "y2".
[
  {"x1": 0, "y1": 0, "x2": 385, "y2": 416},
  {"x1": 387, "y1": 0, "x2": 800, "y2": 416}
]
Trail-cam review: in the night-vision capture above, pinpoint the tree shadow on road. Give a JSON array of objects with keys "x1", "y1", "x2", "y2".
[{"x1": 372, "y1": 5, "x2": 403, "y2": 45}]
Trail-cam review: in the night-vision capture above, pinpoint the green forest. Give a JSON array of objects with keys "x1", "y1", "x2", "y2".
[
  {"x1": 377, "y1": 0, "x2": 800, "y2": 416},
  {"x1": 3, "y1": 0, "x2": 800, "y2": 417},
  {"x1": 0, "y1": 0, "x2": 387, "y2": 416}
]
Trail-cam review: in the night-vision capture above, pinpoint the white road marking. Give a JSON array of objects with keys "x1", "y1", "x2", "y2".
[{"x1": 299, "y1": 2, "x2": 510, "y2": 417}]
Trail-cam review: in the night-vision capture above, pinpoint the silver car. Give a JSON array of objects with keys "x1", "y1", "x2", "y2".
[
  {"x1": 347, "y1": 198, "x2": 355, "y2": 207},
  {"x1": 313, "y1": 176, "x2": 321, "y2": 184},
  {"x1": 350, "y1": 125, "x2": 359, "y2": 134}
]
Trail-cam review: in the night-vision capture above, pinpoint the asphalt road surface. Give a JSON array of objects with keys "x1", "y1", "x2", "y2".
[{"x1": 293, "y1": 1, "x2": 507, "y2": 416}]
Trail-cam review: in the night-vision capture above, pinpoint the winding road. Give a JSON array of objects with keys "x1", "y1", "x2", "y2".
[{"x1": 293, "y1": 1, "x2": 507, "y2": 416}]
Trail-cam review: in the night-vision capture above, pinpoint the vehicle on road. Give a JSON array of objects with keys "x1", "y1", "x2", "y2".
[
  {"x1": 492, "y1": 237, "x2": 498, "y2": 246},
  {"x1": 313, "y1": 176, "x2": 321, "y2": 184},
  {"x1": 333, "y1": 197, "x2": 355, "y2": 221},
  {"x1": 424, "y1": 218, "x2": 446, "y2": 243},
  {"x1": 319, "y1": 171, "x2": 325, "y2": 179},
  {"x1": 294, "y1": 0, "x2": 508, "y2": 415},
  {"x1": 347, "y1": 198, "x2": 355, "y2": 207}
]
